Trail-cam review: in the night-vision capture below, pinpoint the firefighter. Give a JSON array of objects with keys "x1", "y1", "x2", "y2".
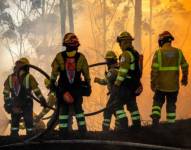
[
  {"x1": 113, "y1": 31, "x2": 142, "y2": 128},
  {"x1": 3, "y1": 58, "x2": 47, "y2": 136},
  {"x1": 151, "y1": 31, "x2": 189, "y2": 125},
  {"x1": 94, "y1": 51, "x2": 128, "y2": 131},
  {"x1": 50, "y1": 33, "x2": 91, "y2": 136}
]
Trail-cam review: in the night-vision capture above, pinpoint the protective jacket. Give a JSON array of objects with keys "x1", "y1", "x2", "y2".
[{"x1": 151, "y1": 44, "x2": 188, "y2": 92}]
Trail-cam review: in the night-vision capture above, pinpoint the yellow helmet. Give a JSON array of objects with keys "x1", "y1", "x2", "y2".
[
  {"x1": 18, "y1": 57, "x2": 30, "y2": 65},
  {"x1": 104, "y1": 51, "x2": 117, "y2": 60},
  {"x1": 117, "y1": 31, "x2": 134, "y2": 42}
]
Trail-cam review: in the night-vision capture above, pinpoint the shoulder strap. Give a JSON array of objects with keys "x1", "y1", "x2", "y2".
[{"x1": 24, "y1": 74, "x2": 30, "y2": 90}]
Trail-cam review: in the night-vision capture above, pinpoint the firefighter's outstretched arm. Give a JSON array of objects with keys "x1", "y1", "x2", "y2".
[
  {"x1": 151, "y1": 51, "x2": 159, "y2": 91},
  {"x1": 94, "y1": 77, "x2": 108, "y2": 85},
  {"x1": 179, "y1": 50, "x2": 189, "y2": 86},
  {"x1": 30, "y1": 75, "x2": 47, "y2": 107}
]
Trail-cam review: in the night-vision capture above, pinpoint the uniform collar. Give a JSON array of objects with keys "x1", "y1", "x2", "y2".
[{"x1": 66, "y1": 51, "x2": 77, "y2": 57}]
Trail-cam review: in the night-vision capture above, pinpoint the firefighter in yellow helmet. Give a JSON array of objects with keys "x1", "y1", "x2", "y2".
[
  {"x1": 3, "y1": 57, "x2": 47, "y2": 137},
  {"x1": 151, "y1": 31, "x2": 189, "y2": 125},
  {"x1": 94, "y1": 51, "x2": 128, "y2": 131},
  {"x1": 112, "y1": 31, "x2": 143, "y2": 128},
  {"x1": 50, "y1": 33, "x2": 91, "y2": 136}
]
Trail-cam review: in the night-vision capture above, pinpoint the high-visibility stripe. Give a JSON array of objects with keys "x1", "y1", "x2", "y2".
[
  {"x1": 167, "y1": 113, "x2": 176, "y2": 117},
  {"x1": 159, "y1": 66, "x2": 179, "y2": 71},
  {"x1": 25, "y1": 74, "x2": 30, "y2": 89},
  {"x1": 59, "y1": 115, "x2": 68, "y2": 120},
  {"x1": 78, "y1": 121, "x2": 86, "y2": 126},
  {"x1": 167, "y1": 119, "x2": 175, "y2": 123},
  {"x1": 117, "y1": 114, "x2": 126, "y2": 119},
  {"x1": 9, "y1": 76, "x2": 13, "y2": 89},
  {"x1": 3, "y1": 90, "x2": 10, "y2": 95},
  {"x1": 116, "y1": 110, "x2": 125, "y2": 115},
  {"x1": 127, "y1": 51, "x2": 135, "y2": 70},
  {"x1": 103, "y1": 123, "x2": 110, "y2": 127},
  {"x1": 152, "y1": 63, "x2": 159, "y2": 68},
  {"x1": 59, "y1": 124, "x2": 68, "y2": 128},
  {"x1": 132, "y1": 116, "x2": 141, "y2": 121},
  {"x1": 76, "y1": 113, "x2": 84, "y2": 118},
  {"x1": 119, "y1": 68, "x2": 128, "y2": 73},
  {"x1": 50, "y1": 92, "x2": 56, "y2": 96},
  {"x1": 152, "y1": 111, "x2": 161, "y2": 116},
  {"x1": 152, "y1": 106, "x2": 161, "y2": 111},
  {"x1": 33, "y1": 88, "x2": 40, "y2": 92},
  {"x1": 104, "y1": 119, "x2": 111, "y2": 123},
  {"x1": 158, "y1": 50, "x2": 180, "y2": 71},
  {"x1": 131, "y1": 111, "x2": 140, "y2": 116},
  {"x1": 27, "y1": 128, "x2": 33, "y2": 131},
  {"x1": 116, "y1": 76, "x2": 125, "y2": 81},
  {"x1": 11, "y1": 127, "x2": 19, "y2": 131}
]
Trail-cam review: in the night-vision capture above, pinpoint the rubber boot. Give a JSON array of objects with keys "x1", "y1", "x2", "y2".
[
  {"x1": 10, "y1": 130, "x2": 19, "y2": 137},
  {"x1": 115, "y1": 118, "x2": 128, "y2": 131},
  {"x1": 152, "y1": 118, "x2": 159, "y2": 126},
  {"x1": 102, "y1": 125, "x2": 110, "y2": 131},
  {"x1": 132, "y1": 120, "x2": 141, "y2": 129},
  {"x1": 59, "y1": 128, "x2": 69, "y2": 138},
  {"x1": 78, "y1": 125, "x2": 87, "y2": 137}
]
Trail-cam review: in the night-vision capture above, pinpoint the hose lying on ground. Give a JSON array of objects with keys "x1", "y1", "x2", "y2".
[{"x1": 0, "y1": 139, "x2": 189, "y2": 150}]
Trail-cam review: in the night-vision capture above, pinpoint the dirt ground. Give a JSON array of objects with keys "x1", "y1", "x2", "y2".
[{"x1": 0, "y1": 119, "x2": 191, "y2": 150}]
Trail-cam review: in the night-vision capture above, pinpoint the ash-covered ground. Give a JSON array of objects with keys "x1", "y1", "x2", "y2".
[{"x1": 0, "y1": 119, "x2": 191, "y2": 150}]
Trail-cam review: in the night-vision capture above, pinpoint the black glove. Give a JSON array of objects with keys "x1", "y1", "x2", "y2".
[
  {"x1": 49, "y1": 79, "x2": 56, "y2": 92},
  {"x1": 40, "y1": 97, "x2": 48, "y2": 107},
  {"x1": 4, "y1": 98, "x2": 13, "y2": 114},
  {"x1": 81, "y1": 81, "x2": 92, "y2": 96},
  {"x1": 181, "y1": 75, "x2": 188, "y2": 86},
  {"x1": 134, "y1": 83, "x2": 143, "y2": 96}
]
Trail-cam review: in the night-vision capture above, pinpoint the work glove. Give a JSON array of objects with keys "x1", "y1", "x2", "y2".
[
  {"x1": 63, "y1": 91, "x2": 74, "y2": 104},
  {"x1": 4, "y1": 98, "x2": 13, "y2": 114},
  {"x1": 49, "y1": 79, "x2": 56, "y2": 92},
  {"x1": 34, "y1": 115, "x2": 42, "y2": 122},
  {"x1": 181, "y1": 75, "x2": 188, "y2": 86},
  {"x1": 40, "y1": 97, "x2": 48, "y2": 107},
  {"x1": 94, "y1": 77, "x2": 100, "y2": 83}
]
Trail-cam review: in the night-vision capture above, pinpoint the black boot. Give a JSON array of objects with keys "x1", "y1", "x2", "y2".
[
  {"x1": 78, "y1": 126, "x2": 87, "y2": 137},
  {"x1": 10, "y1": 130, "x2": 19, "y2": 137},
  {"x1": 116, "y1": 118, "x2": 128, "y2": 131},
  {"x1": 102, "y1": 125, "x2": 110, "y2": 131},
  {"x1": 152, "y1": 118, "x2": 159, "y2": 126},
  {"x1": 132, "y1": 120, "x2": 141, "y2": 129},
  {"x1": 59, "y1": 128, "x2": 69, "y2": 138}
]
